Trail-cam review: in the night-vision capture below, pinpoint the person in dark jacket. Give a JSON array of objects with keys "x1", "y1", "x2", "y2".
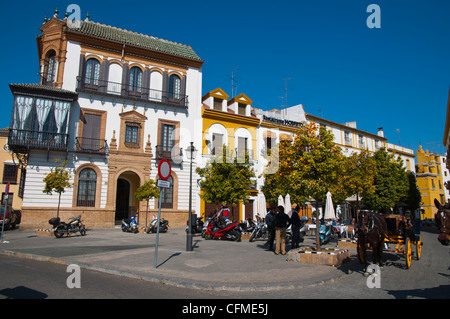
[
  {"x1": 274, "y1": 206, "x2": 290, "y2": 255},
  {"x1": 290, "y1": 205, "x2": 301, "y2": 248},
  {"x1": 265, "y1": 206, "x2": 276, "y2": 251}
]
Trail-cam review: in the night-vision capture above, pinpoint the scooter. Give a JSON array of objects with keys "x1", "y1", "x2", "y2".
[
  {"x1": 147, "y1": 215, "x2": 169, "y2": 233},
  {"x1": 122, "y1": 216, "x2": 139, "y2": 233},
  {"x1": 240, "y1": 217, "x2": 257, "y2": 233},
  {"x1": 49, "y1": 215, "x2": 86, "y2": 238},
  {"x1": 319, "y1": 222, "x2": 332, "y2": 245},
  {"x1": 204, "y1": 213, "x2": 241, "y2": 241},
  {"x1": 186, "y1": 215, "x2": 204, "y2": 234}
]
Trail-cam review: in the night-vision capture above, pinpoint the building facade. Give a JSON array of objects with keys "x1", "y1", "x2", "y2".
[
  {"x1": 416, "y1": 146, "x2": 448, "y2": 219},
  {"x1": 8, "y1": 12, "x2": 203, "y2": 229}
]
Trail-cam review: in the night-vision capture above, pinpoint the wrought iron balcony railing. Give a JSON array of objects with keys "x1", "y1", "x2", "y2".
[
  {"x1": 155, "y1": 145, "x2": 183, "y2": 163},
  {"x1": 8, "y1": 128, "x2": 69, "y2": 151},
  {"x1": 75, "y1": 137, "x2": 108, "y2": 154},
  {"x1": 76, "y1": 77, "x2": 188, "y2": 109}
]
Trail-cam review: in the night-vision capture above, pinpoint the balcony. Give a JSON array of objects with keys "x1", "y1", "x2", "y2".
[
  {"x1": 76, "y1": 77, "x2": 188, "y2": 109},
  {"x1": 75, "y1": 137, "x2": 108, "y2": 154},
  {"x1": 155, "y1": 145, "x2": 183, "y2": 163},
  {"x1": 8, "y1": 128, "x2": 69, "y2": 152}
]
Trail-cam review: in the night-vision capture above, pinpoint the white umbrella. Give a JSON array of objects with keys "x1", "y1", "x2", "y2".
[
  {"x1": 324, "y1": 191, "x2": 336, "y2": 220},
  {"x1": 258, "y1": 192, "x2": 267, "y2": 218},
  {"x1": 278, "y1": 195, "x2": 285, "y2": 210},
  {"x1": 285, "y1": 194, "x2": 292, "y2": 218}
]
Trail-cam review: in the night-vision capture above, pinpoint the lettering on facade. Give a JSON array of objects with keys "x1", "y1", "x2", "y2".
[{"x1": 262, "y1": 115, "x2": 303, "y2": 128}]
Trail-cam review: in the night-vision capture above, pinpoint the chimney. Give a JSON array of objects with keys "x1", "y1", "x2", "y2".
[{"x1": 377, "y1": 127, "x2": 384, "y2": 137}]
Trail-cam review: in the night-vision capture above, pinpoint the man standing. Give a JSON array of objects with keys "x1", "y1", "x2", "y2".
[
  {"x1": 290, "y1": 205, "x2": 301, "y2": 248},
  {"x1": 274, "y1": 206, "x2": 290, "y2": 255},
  {"x1": 265, "y1": 206, "x2": 276, "y2": 251}
]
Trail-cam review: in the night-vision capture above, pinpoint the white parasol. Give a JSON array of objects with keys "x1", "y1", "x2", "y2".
[
  {"x1": 278, "y1": 195, "x2": 285, "y2": 210},
  {"x1": 258, "y1": 192, "x2": 267, "y2": 218},
  {"x1": 285, "y1": 193, "x2": 292, "y2": 217},
  {"x1": 324, "y1": 191, "x2": 336, "y2": 220}
]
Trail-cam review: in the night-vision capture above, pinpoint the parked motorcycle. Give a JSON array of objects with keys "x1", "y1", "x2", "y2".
[
  {"x1": 204, "y1": 213, "x2": 241, "y2": 241},
  {"x1": 122, "y1": 216, "x2": 139, "y2": 233},
  {"x1": 249, "y1": 216, "x2": 268, "y2": 242},
  {"x1": 319, "y1": 222, "x2": 332, "y2": 245},
  {"x1": 147, "y1": 215, "x2": 169, "y2": 233},
  {"x1": 240, "y1": 217, "x2": 257, "y2": 233},
  {"x1": 49, "y1": 215, "x2": 86, "y2": 238},
  {"x1": 186, "y1": 215, "x2": 204, "y2": 234}
]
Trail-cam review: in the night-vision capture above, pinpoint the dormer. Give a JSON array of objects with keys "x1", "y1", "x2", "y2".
[
  {"x1": 202, "y1": 88, "x2": 229, "y2": 112},
  {"x1": 227, "y1": 93, "x2": 252, "y2": 116}
]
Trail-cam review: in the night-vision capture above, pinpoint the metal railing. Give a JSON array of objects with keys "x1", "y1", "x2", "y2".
[
  {"x1": 8, "y1": 128, "x2": 69, "y2": 150},
  {"x1": 155, "y1": 145, "x2": 183, "y2": 163},
  {"x1": 76, "y1": 77, "x2": 188, "y2": 108},
  {"x1": 75, "y1": 137, "x2": 108, "y2": 154}
]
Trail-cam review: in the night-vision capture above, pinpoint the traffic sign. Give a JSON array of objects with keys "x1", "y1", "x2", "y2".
[
  {"x1": 158, "y1": 159, "x2": 171, "y2": 181},
  {"x1": 157, "y1": 179, "x2": 171, "y2": 188}
]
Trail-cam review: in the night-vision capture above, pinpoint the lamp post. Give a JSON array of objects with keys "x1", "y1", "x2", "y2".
[{"x1": 186, "y1": 142, "x2": 197, "y2": 251}]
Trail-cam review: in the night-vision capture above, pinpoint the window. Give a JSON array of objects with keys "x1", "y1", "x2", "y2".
[
  {"x1": 125, "y1": 124, "x2": 139, "y2": 145},
  {"x1": 345, "y1": 131, "x2": 352, "y2": 145},
  {"x1": 161, "y1": 124, "x2": 175, "y2": 152},
  {"x1": 358, "y1": 135, "x2": 365, "y2": 148},
  {"x1": 1, "y1": 193, "x2": 13, "y2": 206},
  {"x1": 159, "y1": 176, "x2": 173, "y2": 208},
  {"x1": 44, "y1": 51, "x2": 57, "y2": 84},
  {"x1": 213, "y1": 98, "x2": 223, "y2": 111},
  {"x1": 77, "y1": 168, "x2": 97, "y2": 207},
  {"x1": 3, "y1": 164, "x2": 18, "y2": 184},
  {"x1": 129, "y1": 67, "x2": 143, "y2": 93},
  {"x1": 168, "y1": 74, "x2": 181, "y2": 99},
  {"x1": 212, "y1": 133, "x2": 223, "y2": 155},
  {"x1": 85, "y1": 58, "x2": 101, "y2": 86},
  {"x1": 238, "y1": 103, "x2": 246, "y2": 116}
]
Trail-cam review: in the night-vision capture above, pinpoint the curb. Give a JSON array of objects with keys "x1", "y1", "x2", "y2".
[{"x1": 0, "y1": 249, "x2": 348, "y2": 292}]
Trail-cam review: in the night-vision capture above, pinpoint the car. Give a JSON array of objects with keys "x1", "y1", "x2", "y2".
[{"x1": 0, "y1": 205, "x2": 21, "y2": 230}]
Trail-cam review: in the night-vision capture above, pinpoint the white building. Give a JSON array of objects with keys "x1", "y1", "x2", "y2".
[{"x1": 8, "y1": 12, "x2": 203, "y2": 229}]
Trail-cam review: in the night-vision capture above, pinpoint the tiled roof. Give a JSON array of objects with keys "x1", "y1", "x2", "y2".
[
  {"x1": 9, "y1": 84, "x2": 78, "y2": 100},
  {"x1": 70, "y1": 20, "x2": 203, "y2": 62}
]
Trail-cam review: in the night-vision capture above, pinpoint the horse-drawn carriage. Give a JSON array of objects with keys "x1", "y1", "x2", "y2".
[
  {"x1": 383, "y1": 211, "x2": 422, "y2": 269},
  {"x1": 357, "y1": 208, "x2": 422, "y2": 272}
]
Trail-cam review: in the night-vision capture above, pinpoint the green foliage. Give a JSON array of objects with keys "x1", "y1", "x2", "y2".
[
  {"x1": 43, "y1": 159, "x2": 71, "y2": 195},
  {"x1": 196, "y1": 145, "x2": 256, "y2": 206},
  {"x1": 135, "y1": 179, "x2": 160, "y2": 201},
  {"x1": 362, "y1": 148, "x2": 409, "y2": 210},
  {"x1": 262, "y1": 122, "x2": 347, "y2": 205}
]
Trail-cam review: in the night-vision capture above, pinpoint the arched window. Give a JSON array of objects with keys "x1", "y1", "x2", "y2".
[
  {"x1": 168, "y1": 74, "x2": 181, "y2": 99},
  {"x1": 85, "y1": 58, "x2": 101, "y2": 86},
  {"x1": 129, "y1": 66, "x2": 143, "y2": 93},
  {"x1": 160, "y1": 175, "x2": 173, "y2": 208},
  {"x1": 44, "y1": 51, "x2": 57, "y2": 84},
  {"x1": 77, "y1": 168, "x2": 97, "y2": 207}
]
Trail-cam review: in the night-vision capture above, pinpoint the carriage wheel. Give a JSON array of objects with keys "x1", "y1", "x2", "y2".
[
  {"x1": 405, "y1": 238, "x2": 412, "y2": 269},
  {"x1": 416, "y1": 236, "x2": 422, "y2": 260}
]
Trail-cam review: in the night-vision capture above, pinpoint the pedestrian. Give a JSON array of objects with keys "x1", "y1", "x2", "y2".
[
  {"x1": 290, "y1": 205, "x2": 301, "y2": 249},
  {"x1": 265, "y1": 206, "x2": 276, "y2": 251},
  {"x1": 274, "y1": 205, "x2": 290, "y2": 255}
]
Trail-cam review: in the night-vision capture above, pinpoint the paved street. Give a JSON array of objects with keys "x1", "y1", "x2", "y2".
[{"x1": 0, "y1": 225, "x2": 448, "y2": 300}]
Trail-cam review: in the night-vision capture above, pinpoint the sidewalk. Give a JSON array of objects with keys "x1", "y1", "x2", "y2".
[{"x1": 0, "y1": 227, "x2": 356, "y2": 291}]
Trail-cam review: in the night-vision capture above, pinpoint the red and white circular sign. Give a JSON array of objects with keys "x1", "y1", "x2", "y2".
[{"x1": 158, "y1": 159, "x2": 171, "y2": 181}]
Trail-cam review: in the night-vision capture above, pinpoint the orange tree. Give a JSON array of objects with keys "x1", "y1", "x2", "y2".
[{"x1": 262, "y1": 122, "x2": 349, "y2": 206}]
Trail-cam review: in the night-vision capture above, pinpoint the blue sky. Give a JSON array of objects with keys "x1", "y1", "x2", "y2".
[{"x1": 1, "y1": 0, "x2": 449, "y2": 154}]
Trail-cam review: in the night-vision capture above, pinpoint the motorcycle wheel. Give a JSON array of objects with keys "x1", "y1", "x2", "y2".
[
  {"x1": 204, "y1": 232, "x2": 213, "y2": 240},
  {"x1": 79, "y1": 225, "x2": 86, "y2": 236},
  {"x1": 285, "y1": 233, "x2": 292, "y2": 245},
  {"x1": 54, "y1": 226, "x2": 65, "y2": 238},
  {"x1": 249, "y1": 230, "x2": 258, "y2": 242},
  {"x1": 232, "y1": 231, "x2": 241, "y2": 242}
]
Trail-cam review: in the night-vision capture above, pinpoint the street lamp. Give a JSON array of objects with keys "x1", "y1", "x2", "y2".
[{"x1": 186, "y1": 142, "x2": 198, "y2": 251}]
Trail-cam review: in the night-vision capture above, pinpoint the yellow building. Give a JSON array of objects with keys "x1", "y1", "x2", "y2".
[
  {"x1": 0, "y1": 128, "x2": 24, "y2": 212},
  {"x1": 416, "y1": 145, "x2": 446, "y2": 219},
  {"x1": 200, "y1": 88, "x2": 260, "y2": 221}
]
